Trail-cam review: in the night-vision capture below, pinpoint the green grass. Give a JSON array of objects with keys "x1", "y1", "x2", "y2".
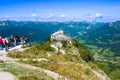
[
  {"x1": 0, "y1": 63, "x2": 53, "y2": 80},
  {"x1": 19, "y1": 59, "x2": 98, "y2": 80},
  {"x1": 84, "y1": 68, "x2": 90, "y2": 75},
  {"x1": 7, "y1": 38, "x2": 98, "y2": 80}
]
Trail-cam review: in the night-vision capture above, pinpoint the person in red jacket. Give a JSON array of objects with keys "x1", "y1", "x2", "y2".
[{"x1": 0, "y1": 36, "x2": 3, "y2": 50}]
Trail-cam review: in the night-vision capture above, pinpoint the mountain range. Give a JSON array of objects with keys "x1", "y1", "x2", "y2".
[
  {"x1": 0, "y1": 20, "x2": 119, "y2": 55},
  {"x1": 0, "y1": 20, "x2": 120, "y2": 79},
  {"x1": 81, "y1": 21, "x2": 120, "y2": 56}
]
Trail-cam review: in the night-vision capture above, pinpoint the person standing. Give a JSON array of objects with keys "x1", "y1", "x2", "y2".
[
  {"x1": 0, "y1": 36, "x2": 3, "y2": 50},
  {"x1": 21, "y1": 35, "x2": 27, "y2": 45},
  {"x1": 10, "y1": 35, "x2": 15, "y2": 47},
  {"x1": 15, "y1": 35, "x2": 20, "y2": 45},
  {"x1": 3, "y1": 38, "x2": 9, "y2": 52}
]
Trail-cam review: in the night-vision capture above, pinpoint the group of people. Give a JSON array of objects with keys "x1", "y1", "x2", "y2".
[{"x1": 0, "y1": 35, "x2": 29, "y2": 52}]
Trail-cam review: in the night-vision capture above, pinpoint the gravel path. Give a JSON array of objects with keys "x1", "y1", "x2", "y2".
[
  {"x1": 91, "y1": 69, "x2": 110, "y2": 80},
  {"x1": 0, "y1": 45, "x2": 68, "y2": 80},
  {"x1": 0, "y1": 72, "x2": 15, "y2": 80}
]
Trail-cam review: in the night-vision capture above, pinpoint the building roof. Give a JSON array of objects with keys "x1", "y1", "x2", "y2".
[
  {"x1": 51, "y1": 30, "x2": 64, "y2": 37},
  {"x1": 51, "y1": 30, "x2": 71, "y2": 41}
]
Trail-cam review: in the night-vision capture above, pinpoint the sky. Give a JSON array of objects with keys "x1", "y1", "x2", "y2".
[{"x1": 0, "y1": 0, "x2": 120, "y2": 22}]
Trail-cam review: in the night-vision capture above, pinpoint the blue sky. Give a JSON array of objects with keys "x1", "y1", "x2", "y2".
[{"x1": 0, "y1": 0, "x2": 120, "y2": 22}]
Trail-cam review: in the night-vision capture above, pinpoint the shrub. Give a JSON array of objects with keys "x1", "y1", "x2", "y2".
[
  {"x1": 61, "y1": 40, "x2": 68, "y2": 48},
  {"x1": 72, "y1": 39, "x2": 80, "y2": 48},
  {"x1": 79, "y1": 48, "x2": 94, "y2": 62},
  {"x1": 84, "y1": 68, "x2": 90, "y2": 75},
  {"x1": 33, "y1": 41, "x2": 54, "y2": 51},
  {"x1": 72, "y1": 39, "x2": 94, "y2": 62}
]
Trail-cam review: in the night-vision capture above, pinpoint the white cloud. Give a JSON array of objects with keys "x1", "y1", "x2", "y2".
[
  {"x1": 95, "y1": 13, "x2": 104, "y2": 18},
  {"x1": 58, "y1": 14, "x2": 66, "y2": 18},
  {"x1": 31, "y1": 13, "x2": 37, "y2": 17},
  {"x1": 5, "y1": 16, "x2": 9, "y2": 18},
  {"x1": 86, "y1": 13, "x2": 104, "y2": 19}
]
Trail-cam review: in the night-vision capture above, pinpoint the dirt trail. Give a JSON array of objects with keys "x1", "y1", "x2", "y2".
[
  {"x1": 0, "y1": 72, "x2": 15, "y2": 80},
  {"x1": 0, "y1": 45, "x2": 68, "y2": 80},
  {"x1": 91, "y1": 69, "x2": 110, "y2": 80}
]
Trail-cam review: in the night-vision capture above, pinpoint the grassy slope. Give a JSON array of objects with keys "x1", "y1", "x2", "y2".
[
  {"x1": 7, "y1": 39, "x2": 104, "y2": 80},
  {"x1": 0, "y1": 62, "x2": 53, "y2": 80}
]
